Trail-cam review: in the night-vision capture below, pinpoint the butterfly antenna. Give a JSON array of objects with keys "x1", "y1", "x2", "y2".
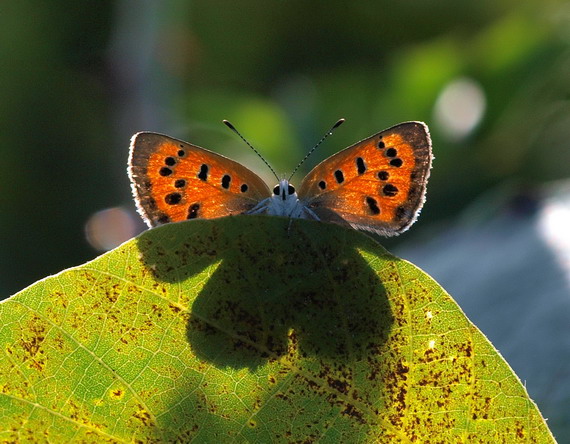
[
  {"x1": 223, "y1": 120, "x2": 279, "y2": 182},
  {"x1": 288, "y1": 118, "x2": 345, "y2": 181}
]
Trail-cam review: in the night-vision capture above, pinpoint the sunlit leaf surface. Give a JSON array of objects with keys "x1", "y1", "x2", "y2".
[{"x1": 0, "y1": 217, "x2": 554, "y2": 442}]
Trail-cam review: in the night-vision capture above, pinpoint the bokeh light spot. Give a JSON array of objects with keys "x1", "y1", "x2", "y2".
[
  {"x1": 85, "y1": 207, "x2": 139, "y2": 251},
  {"x1": 434, "y1": 77, "x2": 486, "y2": 141},
  {"x1": 538, "y1": 187, "x2": 570, "y2": 287}
]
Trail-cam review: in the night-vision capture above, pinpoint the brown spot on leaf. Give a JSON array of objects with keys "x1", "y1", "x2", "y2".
[
  {"x1": 327, "y1": 377, "x2": 349, "y2": 395},
  {"x1": 19, "y1": 315, "x2": 47, "y2": 371},
  {"x1": 341, "y1": 403, "x2": 366, "y2": 424},
  {"x1": 132, "y1": 404, "x2": 152, "y2": 427},
  {"x1": 169, "y1": 303, "x2": 182, "y2": 313},
  {"x1": 110, "y1": 388, "x2": 124, "y2": 399}
]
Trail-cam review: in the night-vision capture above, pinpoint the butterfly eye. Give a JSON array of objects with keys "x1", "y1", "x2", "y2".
[
  {"x1": 273, "y1": 185, "x2": 280, "y2": 195},
  {"x1": 288, "y1": 185, "x2": 295, "y2": 195}
]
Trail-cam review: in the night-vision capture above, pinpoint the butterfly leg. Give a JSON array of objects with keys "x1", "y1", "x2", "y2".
[
  {"x1": 302, "y1": 206, "x2": 320, "y2": 221},
  {"x1": 285, "y1": 205, "x2": 303, "y2": 236},
  {"x1": 245, "y1": 198, "x2": 271, "y2": 215},
  {"x1": 286, "y1": 217, "x2": 294, "y2": 235},
  {"x1": 285, "y1": 206, "x2": 320, "y2": 236}
]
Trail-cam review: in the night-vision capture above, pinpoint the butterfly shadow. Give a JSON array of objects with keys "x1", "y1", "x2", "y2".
[
  {"x1": 135, "y1": 217, "x2": 397, "y2": 438},
  {"x1": 135, "y1": 217, "x2": 394, "y2": 371}
]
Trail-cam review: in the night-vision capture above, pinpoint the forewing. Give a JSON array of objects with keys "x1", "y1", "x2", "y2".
[
  {"x1": 129, "y1": 132, "x2": 271, "y2": 227},
  {"x1": 297, "y1": 122, "x2": 432, "y2": 236}
]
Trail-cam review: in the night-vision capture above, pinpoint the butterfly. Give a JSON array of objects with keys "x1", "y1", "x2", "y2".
[{"x1": 128, "y1": 121, "x2": 432, "y2": 236}]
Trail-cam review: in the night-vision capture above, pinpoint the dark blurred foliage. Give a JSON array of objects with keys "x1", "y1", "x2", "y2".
[{"x1": 1, "y1": 0, "x2": 569, "y2": 296}]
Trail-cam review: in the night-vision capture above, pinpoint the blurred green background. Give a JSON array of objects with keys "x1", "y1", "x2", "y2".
[
  {"x1": 2, "y1": 0, "x2": 570, "y2": 437},
  {"x1": 1, "y1": 0, "x2": 569, "y2": 294}
]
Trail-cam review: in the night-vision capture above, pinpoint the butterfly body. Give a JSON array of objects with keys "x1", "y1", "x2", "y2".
[
  {"x1": 129, "y1": 121, "x2": 432, "y2": 236},
  {"x1": 246, "y1": 179, "x2": 312, "y2": 219}
]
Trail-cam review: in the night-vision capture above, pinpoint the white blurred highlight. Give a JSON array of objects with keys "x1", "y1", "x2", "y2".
[
  {"x1": 434, "y1": 77, "x2": 486, "y2": 141},
  {"x1": 538, "y1": 189, "x2": 570, "y2": 286},
  {"x1": 85, "y1": 207, "x2": 139, "y2": 251}
]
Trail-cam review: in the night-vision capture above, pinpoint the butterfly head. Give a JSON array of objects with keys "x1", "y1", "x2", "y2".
[
  {"x1": 273, "y1": 179, "x2": 297, "y2": 201},
  {"x1": 260, "y1": 178, "x2": 306, "y2": 218}
]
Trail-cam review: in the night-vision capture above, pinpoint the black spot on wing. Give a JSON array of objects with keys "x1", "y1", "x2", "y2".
[
  {"x1": 356, "y1": 157, "x2": 366, "y2": 174},
  {"x1": 221, "y1": 175, "x2": 231, "y2": 189},
  {"x1": 160, "y1": 167, "x2": 172, "y2": 177},
  {"x1": 165, "y1": 193, "x2": 182, "y2": 205},
  {"x1": 365, "y1": 197, "x2": 380, "y2": 215},
  {"x1": 382, "y1": 184, "x2": 398, "y2": 197},
  {"x1": 198, "y1": 164, "x2": 209, "y2": 181},
  {"x1": 188, "y1": 203, "x2": 200, "y2": 219},
  {"x1": 385, "y1": 148, "x2": 397, "y2": 158},
  {"x1": 334, "y1": 170, "x2": 345, "y2": 184}
]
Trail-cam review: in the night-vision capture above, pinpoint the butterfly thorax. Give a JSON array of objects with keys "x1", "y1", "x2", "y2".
[{"x1": 246, "y1": 179, "x2": 313, "y2": 219}]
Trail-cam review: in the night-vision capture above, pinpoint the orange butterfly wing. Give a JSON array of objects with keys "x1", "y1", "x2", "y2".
[
  {"x1": 129, "y1": 132, "x2": 271, "y2": 227},
  {"x1": 297, "y1": 121, "x2": 432, "y2": 236}
]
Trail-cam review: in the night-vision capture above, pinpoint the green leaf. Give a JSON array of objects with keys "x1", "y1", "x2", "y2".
[{"x1": 0, "y1": 217, "x2": 554, "y2": 442}]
